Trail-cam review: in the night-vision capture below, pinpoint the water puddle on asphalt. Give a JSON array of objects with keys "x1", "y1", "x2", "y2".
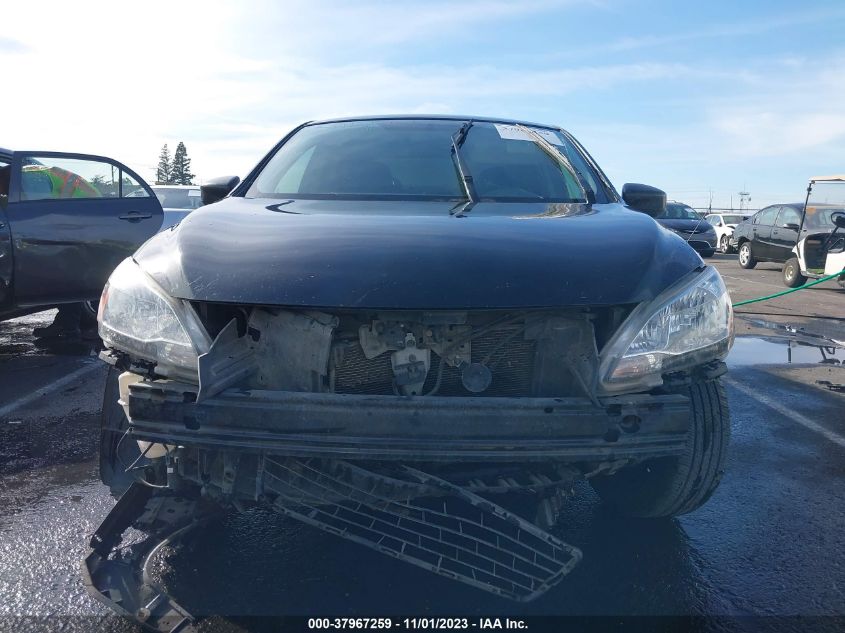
[{"x1": 728, "y1": 336, "x2": 843, "y2": 367}]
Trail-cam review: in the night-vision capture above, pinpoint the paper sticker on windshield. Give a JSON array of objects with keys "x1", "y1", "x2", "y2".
[{"x1": 494, "y1": 124, "x2": 564, "y2": 145}]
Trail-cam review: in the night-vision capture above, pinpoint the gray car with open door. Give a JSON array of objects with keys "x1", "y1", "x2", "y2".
[{"x1": 0, "y1": 149, "x2": 163, "y2": 321}]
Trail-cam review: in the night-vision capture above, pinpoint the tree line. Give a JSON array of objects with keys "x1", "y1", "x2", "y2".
[{"x1": 156, "y1": 142, "x2": 195, "y2": 185}]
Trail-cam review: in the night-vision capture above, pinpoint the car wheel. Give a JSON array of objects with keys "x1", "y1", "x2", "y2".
[
  {"x1": 738, "y1": 242, "x2": 757, "y2": 269},
  {"x1": 81, "y1": 300, "x2": 99, "y2": 328},
  {"x1": 783, "y1": 257, "x2": 806, "y2": 288},
  {"x1": 719, "y1": 235, "x2": 731, "y2": 253},
  {"x1": 100, "y1": 367, "x2": 142, "y2": 498},
  {"x1": 591, "y1": 379, "x2": 730, "y2": 518}
]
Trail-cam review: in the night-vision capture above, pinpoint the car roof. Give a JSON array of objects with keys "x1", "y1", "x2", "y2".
[{"x1": 303, "y1": 114, "x2": 564, "y2": 132}]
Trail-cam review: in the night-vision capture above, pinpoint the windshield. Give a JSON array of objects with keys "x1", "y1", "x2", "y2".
[
  {"x1": 656, "y1": 203, "x2": 699, "y2": 220},
  {"x1": 246, "y1": 119, "x2": 612, "y2": 203},
  {"x1": 806, "y1": 181, "x2": 845, "y2": 229},
  {"x1": 153, "y1": 187, "x2": 203, "y2": 210}
]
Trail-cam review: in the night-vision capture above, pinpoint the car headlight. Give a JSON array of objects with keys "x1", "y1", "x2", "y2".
[
  {"x1": 598, "y1": 266, "x2": 733, "y2": 394},
  {"x1": 98, "y1": 258, "x2": 209, "y2": 377}
]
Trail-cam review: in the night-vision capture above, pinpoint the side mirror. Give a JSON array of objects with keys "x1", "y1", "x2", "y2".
[
  {"x1": 201, "y1": 175, "x2": 240, "y2": 206},
  {"x1": 782, "y1": 222, "x2": 800, "y2": 231},
  {"x1": 622, "y1": 183, "x2": 667, "y2": 217},
  {"x1": 833, "y1": 212, "x2": 845, "y2": 229}
]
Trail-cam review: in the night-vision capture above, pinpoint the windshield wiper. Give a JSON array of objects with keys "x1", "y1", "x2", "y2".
[
  {"x1": 451, "y1": 121, "x2": 477, "y2": 204},
  {"x1": 514, "y1": 124, "x2": 590, "y2": 203}
]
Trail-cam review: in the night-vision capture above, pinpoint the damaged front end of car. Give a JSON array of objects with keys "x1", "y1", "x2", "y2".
[{"x1": 84, "y1": 252, "x2": 732, "y2": 631}]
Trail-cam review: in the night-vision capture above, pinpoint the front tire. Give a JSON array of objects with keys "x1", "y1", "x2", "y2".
[
  {"x1": 782, "y1": 258, "x2": 806, "y2": 288},
  {"x1": 591, "y1": 380, "x2": 730, "y2": 518},
  {"x1": 81, "y1": 300, "x2": 99, "y2": 328},
  {"x1": 719, "y1": 235, "x2": 732, "y2": 254},
  {"x1": 100, "y1": 367, "x2": 141, "y2": 498},
  {"x1": 738, "y1": 242, "x2": 757, "y2": 269}
]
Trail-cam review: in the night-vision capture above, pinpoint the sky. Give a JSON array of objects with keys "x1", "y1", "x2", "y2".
[{"x1": 2, "y1": 0, "x2": 845, "y2": 209}]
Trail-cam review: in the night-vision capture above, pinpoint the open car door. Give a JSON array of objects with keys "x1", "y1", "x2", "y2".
[
  {"x1": 5, "y1": 152, "x2": 163, "y2": 307},
  {"x1": 0, "y1": 153, "x2": 12, "y2": 307}
]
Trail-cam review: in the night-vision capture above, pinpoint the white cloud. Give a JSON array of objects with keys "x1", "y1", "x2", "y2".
[{"x1": 707, "y1": 55, "x2": 845, "y2": 157}]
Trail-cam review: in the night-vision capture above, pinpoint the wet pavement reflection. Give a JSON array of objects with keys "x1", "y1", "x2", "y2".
[{"x1": 729, "y1": 336, "x2": 842, "y2": 367}]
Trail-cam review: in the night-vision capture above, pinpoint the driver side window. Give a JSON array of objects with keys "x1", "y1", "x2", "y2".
[{"x1": 777, "y1": 206, "x2": 801, "y2": 227}]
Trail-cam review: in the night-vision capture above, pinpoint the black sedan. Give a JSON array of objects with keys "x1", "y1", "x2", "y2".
[
  {"x1": 654, "y1": 201, "x2": 717, "y2": 257},
  {"x1": 88, "y1": 116, "x2": 734, "y2": 622},
  {"x1": 730, "y1": 203, "x2": 804, "y2": 269}
]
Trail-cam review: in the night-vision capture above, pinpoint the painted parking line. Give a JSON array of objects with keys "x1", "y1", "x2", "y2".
[
  {"x1": 724, "y1": 377, "x2": 845, "y2": 449},
  {"x1": 0, "y1": 361, "x2": 103, "y2": 420},
  {"x1": 719, "y1": 274, "x2": 786, "y2": 290}
]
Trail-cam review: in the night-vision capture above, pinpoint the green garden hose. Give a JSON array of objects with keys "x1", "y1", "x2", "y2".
[{"x1": 732, "y1": 268, "x2": 845, "y2": 308}]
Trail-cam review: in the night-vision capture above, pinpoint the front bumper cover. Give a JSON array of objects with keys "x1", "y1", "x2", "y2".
[
  {"x1": 127, "y1": 381, "x2": 691, "y2": 462},
  {"x1": 85, "y1": 382, "x2": 692, "y2": 629},
  {"x1": 687, "y1": 237, "x2": 717, "y2": 252}
]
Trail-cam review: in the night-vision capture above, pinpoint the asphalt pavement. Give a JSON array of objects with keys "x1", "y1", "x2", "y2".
[{"x1": 1, "y1": 256, "x2": 844, "y2": 632}]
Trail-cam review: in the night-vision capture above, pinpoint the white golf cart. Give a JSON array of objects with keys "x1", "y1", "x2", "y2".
[{"x1": 783, "y1": 175, "x2": 845, "y2": 288}]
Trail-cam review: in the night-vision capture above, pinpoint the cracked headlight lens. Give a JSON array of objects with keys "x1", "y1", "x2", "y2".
[
  {"x1": 98, "y1": 258, "x2": 204, "y2": 373},
  {"x1": 598, "y1": 266, "x2": 733, "y2": 393}
]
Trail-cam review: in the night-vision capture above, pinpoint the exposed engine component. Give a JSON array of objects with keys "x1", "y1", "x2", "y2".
[
  {"x1": 196, "y1": 308, "x2": 340, "y2": 400},
  {"x1": 359, "y1": 318, "x2": 472, "y2": 367},
  {"x1": 247, "y1": 309, "x2": 338, "y2": 391},
  {"x1": 460, "y1": 361, "x2": 492, "y2": 393},
  {"x1": 389, "y1": 332, "x2": 430, "y2": 395},
  {"x1": 193, "y1": 307, "x2": 600, "y2": 400}
]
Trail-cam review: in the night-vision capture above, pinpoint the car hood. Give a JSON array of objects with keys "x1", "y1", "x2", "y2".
[{"x1": 134, "y1": 198, "x2": 702, "y2": 309}]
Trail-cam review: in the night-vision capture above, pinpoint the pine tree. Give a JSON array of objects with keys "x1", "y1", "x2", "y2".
[
  {"x1": 170, "y1": 142, "x2": 195, "y2": 185},
  {"x1": 156, "y1": 144, "x2": 172, "y2": 185}
]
